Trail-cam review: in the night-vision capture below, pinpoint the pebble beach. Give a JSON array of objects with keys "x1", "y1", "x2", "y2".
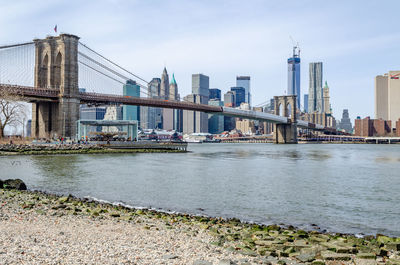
[{"x1": 1, "y1": 187, "x2": 400, "y2": 265}]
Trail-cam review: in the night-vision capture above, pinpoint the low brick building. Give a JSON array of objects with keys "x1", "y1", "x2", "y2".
[
  {"x1": 397, "y1": 119, "x2": 400, "y2": 136},
  {"x1": 354, "y1": 116, "x2": 392, "y2": 136}
]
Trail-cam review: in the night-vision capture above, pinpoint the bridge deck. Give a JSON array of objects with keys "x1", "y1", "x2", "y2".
[{"x1": 0, "y1": 83, "x2": 344, "y2": 132}]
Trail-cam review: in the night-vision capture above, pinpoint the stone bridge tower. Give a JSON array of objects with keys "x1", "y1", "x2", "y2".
[
  {"x1": 273, "y1": 95, "x2": 298, "y2": 144},
  {"x1": 31, "y1": 34, "x2": 80, "y2": 139}
]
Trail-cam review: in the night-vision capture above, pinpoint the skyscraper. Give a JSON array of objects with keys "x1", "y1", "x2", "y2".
[
  {"x1": 123, "y1": 80, "x2": 140, "y2": 121},
  {"x1": 224, "y1": 91, "x2": 236, "y2": 107},
  {"x1": 160, "y1": 67, "x2": 169, "y2": 100},
  {"x1": 170, "y1": 74, "x2": 183, "y2": 132},
  {"x1": 375, "y1": 71, "x2": 400, "y2": 127},
  {"x1": 209, "y1": 88, "x2": 221, "y2": 100},
  {"x1": 323, "y1": 81, "x2": 331, "y2": 114},
  {"x1": 303, "y1": 94, "x2": 309, "y2": 113},
  {"x1": 230, "y1": 87, "x2": 246, "y2": 107},
  {"x1": 287, "y1": 46, "x2": 301, "y2": 108},
  {"x1": 182, "y1": 74, "x2": 209, "y2": 133},
  {"x1": 236, "y1": 76, "x2": 250, "y2": 105},
  {"x1": 141, "y1": 78, "x2": 162, "y2": 129},
  {"x1": 338, "y1": 109, "x2": 352, "y2": 132},
  {"x1": 208, "y1": 99, "x2": 224, "y2": 134},
  {"x1": 308, "y1": 62, "x2": 323, "y2": 113},
  {"x1": 223, "y1": 91, "x2": 236, "y2": 131},
  {"x1": 375, "y1": 74, "x2": 388, "y2": 120}
]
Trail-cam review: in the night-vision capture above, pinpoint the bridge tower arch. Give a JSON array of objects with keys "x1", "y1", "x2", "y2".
[
  {"x1": 273, "y1": 95, "x2": 298, "y2": 144},
  {"x1": 31, "y1": 34, "x2": 80, "y2": 139}
]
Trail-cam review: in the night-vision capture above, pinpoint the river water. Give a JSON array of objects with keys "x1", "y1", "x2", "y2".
[{"x1": 1, "y1": 143, "x2": 399, "y2": 236}]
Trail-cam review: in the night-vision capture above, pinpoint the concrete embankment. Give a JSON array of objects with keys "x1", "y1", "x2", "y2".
[{"x1": 0, "y1": 181, "x2": 399, "y2": 264}]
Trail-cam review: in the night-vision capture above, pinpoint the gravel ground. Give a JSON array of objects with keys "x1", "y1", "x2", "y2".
[
  {"x1": 0, "y1": 190, "x2": 266, "y2": 265},
  {"x1": 1, "y1": 189, "x2": 398, "y2": 265}
]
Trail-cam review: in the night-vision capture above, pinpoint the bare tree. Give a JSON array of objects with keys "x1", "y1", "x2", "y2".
[{"x1": 0, "y1": 90, "x2": 28, "y2": 138}]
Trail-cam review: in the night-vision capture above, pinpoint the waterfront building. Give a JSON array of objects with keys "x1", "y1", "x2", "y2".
[
  {"x1": 304, "y1": 94, "x2": 309, "y2": 113},
  {"x1": 300, "y1": 112, "x2": 336, "y2": 128},
  {"x1": 323, "y1": 81, "x2": 331, "y2": 114},
  {"x1": 123, "y1": 80, "x2": 140, "y2": 122},
  {"x1": 230, "y1": 87, "x2": 246, "y2": 107},
  {"x1": 236, "y1": 76, "x2": 251, "y2": 105},
  {"x1": 209, "y1": 88, "x2": 221, "y2": 100},
  {"x1": 397, "y1": 119, "x2": 400, "y2": 137},
  {"x1": 235, "y1": 119, "x2": 256, "y2": 135},
  {"x1": 287, "y1": 46, "x2": 301, "y2": 108},
  {"x1": 308, "y1": 62, "x2": 323, "y2": 113},
  {"x1": 182, "y1": 74, "x2": 209, "y2": 133},
  {"x1": 80, "y1": 106, "x2": 107, "y2": 132},
  {"x1": 102, "y1": 106, "x2": 123, "y2": 133},
  {"x1": 354, "y1": 116, "x2": 392, "y2": 137},
  {"x1": 375, "y1": 71, "x2": 400, "y2": 127},
  {"x1": 208, "y1": 99, "x2": 224, "y2": 134},
  {"x1": 337, "y1": 109, "x2": 352, "y2": 133}
]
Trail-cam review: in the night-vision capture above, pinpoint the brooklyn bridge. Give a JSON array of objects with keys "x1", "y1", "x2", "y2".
[{"x1": 0, "y1": 33, "x2": 338, "y2": 143}]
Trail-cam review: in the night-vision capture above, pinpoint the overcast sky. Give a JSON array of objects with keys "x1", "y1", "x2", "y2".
[{"x1": 1, "y1": 0, "x2": 400, "y2": 122}]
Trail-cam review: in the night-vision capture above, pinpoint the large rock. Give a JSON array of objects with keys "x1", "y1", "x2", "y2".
[{"x1": 2, "y1": 179, "x2": 27, "y2": 190}]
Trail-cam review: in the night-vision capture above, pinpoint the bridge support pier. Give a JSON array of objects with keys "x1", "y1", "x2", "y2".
[
  {"x1": 273, "y1": 95, "x2": 298, "y2": 144},
  {"x1": 31, "y1": 34, "x2": 80, "y2": 139},
  {"x1": 274, "y1": 123, "x2": 298, "y2": 144}
]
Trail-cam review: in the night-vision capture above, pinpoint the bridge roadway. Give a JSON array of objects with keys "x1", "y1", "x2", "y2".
[{"x1": 0, "y1": 83, "x2": 325, "y2": 130}]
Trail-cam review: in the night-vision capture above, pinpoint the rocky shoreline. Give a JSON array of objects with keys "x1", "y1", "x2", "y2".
[
  {"x1": 0, "y1": 143, "x2": 186, "y2": 156},
  {"x1": 0, "y1": 184, "x2": 399, "y2": 264}
]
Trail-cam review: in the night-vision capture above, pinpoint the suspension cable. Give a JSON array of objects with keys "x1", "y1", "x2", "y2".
[
  {"x1": 0, "y1": 42, "x2": 34, "y2": 50},
  {"x1": 78, "y1": 42, "x2": 149, "y2": 84}
]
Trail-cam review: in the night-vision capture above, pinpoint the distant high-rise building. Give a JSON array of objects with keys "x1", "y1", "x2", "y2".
[
  {"x1": 338, "y1": 109, "x2": 352, "y2": 132},
  {"x1": 192, "y1": 74, "x2": 209, "y2": 97},
  {"x1": 375, "y1": 74, "x2": 389, "y2": 120},
  {"x1": 230, "y1": 87, "x2": 246, "y2": 107},
  {"x1": 224, "y1": 91, "x2": 236, "y2": 107},
  {"x1": 182, "y1": 74, "x2": 209, "y2": 133},
  {"x1": 308, "y1": 62, "x2": 323, "y2": 113},
  {"x1": 374, "y1": 71, "x2": 400, "y2": 127},
  {"x1": 209, "y1": 88, "x2": 221, "y2": 100},
  {"x1": 375, "y1": 71, "x2": 400, "y2": 127},
  {"x1": 323, "y1": 81, "x2": 331, "y2": 114},
  {"x1": 236, "y1": 76, "x2": 250, "y2": 105},
  {"x1": 160, "y1": 67, "x2": 169, "y2": 100},
  {"x1": 170, "y1": 74, "x2": 183, "y2": 132},
  {"x1": 123, "y1": 80, "x2": 140, "y2": 121},
  {"x1": 141, "y1": 78, "x2": 162, "y2": 129},
  {"x1": 287, "y1": 46, "x2": 301, "y2": 108},
  {"x1": 304, "y1": 94, "x2": 309, "y2": 113},
  {"x1": 161, "y1": 68, "x2": 175, "y2": 130},
  {"x1": 223, "y1": 91, "x2": 236, "y2": 131}
]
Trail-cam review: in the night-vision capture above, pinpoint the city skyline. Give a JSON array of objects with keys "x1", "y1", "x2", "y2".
[{"x1": 1, "y1": 1, "x2": 400, "y2": 123}]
